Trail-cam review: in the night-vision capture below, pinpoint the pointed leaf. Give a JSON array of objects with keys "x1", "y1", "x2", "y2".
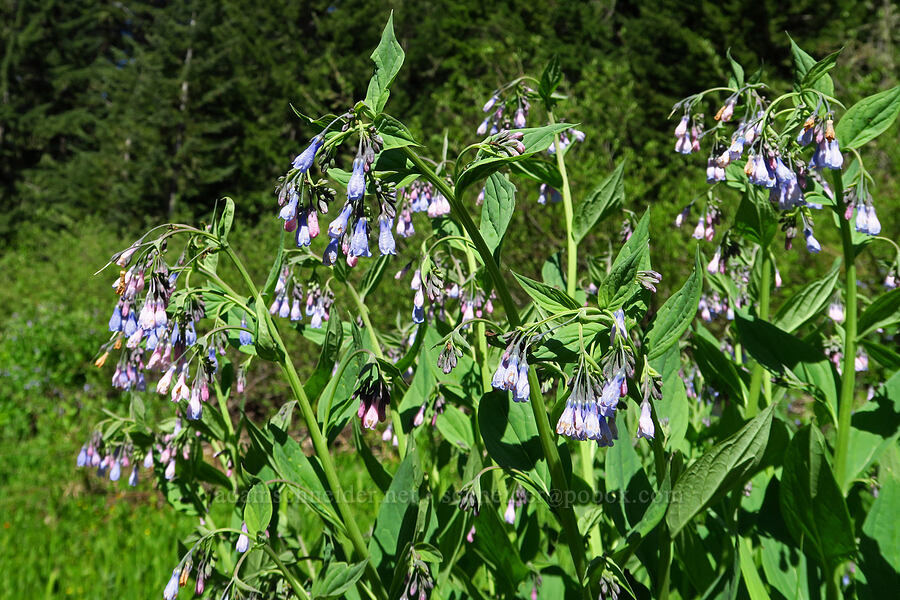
[
  {"x1": 573, "y1": 161, "x2": 625, "y2": 243},
  {"x1": 364, "y1": 14, "x2": 405, "y2": 114}
]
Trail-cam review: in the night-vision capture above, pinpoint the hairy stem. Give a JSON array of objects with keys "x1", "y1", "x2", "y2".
[
  {"x1": 262, "y1": 545, "x2": 311, "y2": 600},
  {"x1": 833, "y1": 169, "x2": 855, "y2": 492},
  {"x1": 403, "y1": 145, "x2": 587, "y2": 582},
  {"x1": 747, "y1": 246, "x2": 773, "y2": 416},
  {"x1": 221, "y1": 245, "x2": 388, "y2": 600},
  {"x1": 548, "y1": 112, "x2": 578, "y2": 298}
]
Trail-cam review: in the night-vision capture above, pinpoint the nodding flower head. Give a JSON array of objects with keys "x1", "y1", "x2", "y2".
[
  {"x1": 611, "y1": 308, "x2": 627, "y2": 344},
  {"x1": 674, "y1": 115, "x2": 689, "y2": 138},
  {"x1": 482, "y1": 94, "x2": 500, "y2": 112},
  {"x1": 675, "y1": 134, "x2": 692, "y2": 154},
  {"x1": 235, "y1": 522, "x2": 250, "y2": 553},
  {"x1": 163, "y1": 569, "x2": 180, "y2": 600},
  {"x1": 822, "y1": 139, "x2": 843, "y2": 170},
  {"x1": 354, "y1": 364, "x2": 390, "y2": 430},
  {"x1": 279, "y1": 189, "x2": 299, "y2": 221},
  {"x1": 292, "y1": 135, "x2": 324, "y2": 173},
  {"x1": 804, "y1": 228, "x2": 821, "y2": 254},
  {"x1": 239, "y1": 315, "x2": 253, "y2": 347},
  {"x1": 349, "y1": 217, "x2": 371, "y2": 258},
  {"x1": 636, "y1": 401, "x2": 655, "y2": 440},
  {"x1": 347, "y1": 157, "x2": 366, "y2": 201},
  {"x1": 378, "y1": 216, "x2": 396, "y2": 255},
  {"x1": 328, "y1": 203, "x2": 353, "y2": 239},
  {"x1": 322, "y1": 237, "x2": 341, "y2": 266},
  {"x1": 296, "y1": 210, "x2": 311, "y2": 247},
  {"x1": 715, "y1": 96, "x2": 736, "y2": 122}
]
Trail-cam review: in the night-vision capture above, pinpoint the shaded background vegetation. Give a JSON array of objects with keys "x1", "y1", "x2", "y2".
[{"x1": 1, "y1": 0, "x2": 898, "y2": 596}]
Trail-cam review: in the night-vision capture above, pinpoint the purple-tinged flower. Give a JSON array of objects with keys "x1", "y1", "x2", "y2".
[
  {"x1": 236, "y1": 523, "x2": 250, "y2": 553},
  {"x1": 476, "y1": 117, "x2": 489, "y2": 135},
  {"x1": 349, "y1": 217, "x2": 371, "y2": 258},
  {"x1": 187, "y1": 392, "x2": 202, "y2": 421},
  {"x1": 292, "y1": 135, "x2": 324, "y2": 173},
  {"x1": 674, "y1": 115, "x2": 689, "y2": 138},
  {"x1": 323, "y1": 237, "x2": 340, "y2": 266},
  {"x1": 675, "y1": 206, "x2": 690, "y2": 227},
  {"x1": 692, "y1": 217, "x2": 705, "y2": 240},
  {"x1": 109, "y1": 306, "x2": 123, "y2": 332},
  {"x1": 828, "y1": 300, "x2": 844, "y2": 323},
  {"x1": 413, "y1": 403, "x2": 426, "y2": 427},
  {"x1": 328, "y1": 204, "x2": 353, "y2": 239},
  {"x1": 290, "y1": 297, "x2": 302, "y2": 321},
  {"x1": 412, "y1": 289, "x2": 425, "y2": 324},
  {"x1": 636, "y1": 401, "x2": 654, "y2": 440},
  {"x1": 77, "y1": 445, "x2": 88, "y2": 467},
  {"x1": 504, "y1": 497, "x2": 517, "y2": 524},
  {"x1": 185, "y1": 321, "x2": 197, "y2": 346},
  {"x1": 727, "y1": 136, "x2": 745, "y2": 161},
  {"x1": 855, "y1": 203, "x2": 869, "y2": 234},
  {"x1": 715, "y1": 96, "x2": 736, "y2": 122},
  {"x1": 378, "y1": 216, "x2": 396, "y2": 255},
  {"x1": 707, "y1": 248, "x2": 721, "y2": 274},
  {"x1": 164, "y1": 459, "x2": 176, "y2": 481},
  {"x1": 675, "y1": 134, "x2": 692, "y2": 154},
  {"x1": 296, "y1": 211, "x2": 311, "y2": 247},
  {"x1": 109, "y1": 459, "x2": 121, "y2": 481},
  {"x1": 128, "y1": 467, "x2": 139, "y2": 487},
  {"x1": 514, "y1": 361, "x2": 530, "y2": 402},
  {"x1": 279, "y1": 189, "x2": 299, "y2": 221},
  {"x1": 123, "y1": 313, "x2": 138, "y2": 337},
  {"x1": 482, "y1": 95, "x2": 499, "y2": 112},
  {"x1": 347, "y1": 158, "x2": 366, "y2": 201},
  {"x1": 163, "y1": 569, "x2": 180, "y2": 600},
  {"x1": 514, "y1": 108, "x2": 527, "y2": 129},
  {"x1": 278, "y1": 297, "x2": 291, "y2": 319},
  {"x1": 143, "y1": 450, "x2": 153, "y2": 469},
  {"x1": 822, "y1": 139, "x2": 843, "y2": 169},
  {"x1": 866, "y1": 205, "x2": 881, "y2": 235},
  {"x1": 239, "y1": 315, "x2": 253, "y2": 346},
  {"x1": 855, "y1": 349, "x2": 869, "y2": 372},
  {"x1": 804, "y1": 228, "x2": 821, "y2": 253}
]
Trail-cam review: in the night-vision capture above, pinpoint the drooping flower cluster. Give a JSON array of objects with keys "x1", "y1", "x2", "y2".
[
  {"x1": 491, "y1": 337, "x2": 532, "y2": 403},
  {"x1": 671, "y1": 87, "x2": 854, "y2": 252},
  {"x1": 476, "y1": 84, "x2": 532, "y2": 136},
  {"x1": 398, "y1": 179, "x2": 451, "y2": 220},
  {"x1": 268, "y1": 268, "x2": 333, "y2": 329},
  {"x1": 76, "y1": 433, "x2": 150, "y2": 487},
  {"x1": 399, "y1": 552, "x2": 435, "y2": 600},
  {"x1": 546, "y1": 126, "x2": 586, "y2": 155},
  {"x1": 556, "y1": 365, "x2": 623, "y2": 446},
  {"x1": 353, "y1": 363, "x2": 391, "y2": 430}
]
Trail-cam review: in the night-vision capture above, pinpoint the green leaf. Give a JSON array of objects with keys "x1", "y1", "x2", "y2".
[
  {"x1": 726, "y1": 48, "x2": 744, "y2": 88},
  {"x1": 512, "y1": 271, "x2": 580, "y2": 314},
  {"x1": 455, "y1": 123, "x2": 573, "y2": 195},
  {"x1": 529, "y1": 319, "x2": 605, "y2": 362},
  {"x1": 303, "y1": 310, "x2": 343, "y2": 403},
  {"x1": 843, "y1": 371, "x2": 900, "y2": 489},
  {"x1": 735, "y1": 312, "x2": 838, "y2": 410},
  {"x1": 732, "y1": 186, "x2": 777, "y2": 247},
  {"x1": 253, "y1": 301, "x2": 285, "y2": 362},
  {"x1": 692, "y1": 324, "x2": 748, "y2": 402},
  {"x1": 217, "y1": 197, "x2": 235, "y2": 243},
  {"x1": 739, "y1": 537, "x2": 770, "y2": 600},
  {"x1": 369, "y1": 449, "x2": 421, "y2": 582},
  {"x1": 779, "y1": 426, "x2": 856, "y2": 570},
  {"x1": 360, "y1": 254, "x2": 391, "y2": 300},
  {"x1": 243, "y1": 483, "x2": 272, "y2": 537},
  {"x1": 477, "y1": 390, "x2": 548, "y2": 491},
  {"x1": 509, "y1": 157, "x2": 562, "y2": 189},
  {"x1": 435, "y1": 405, "x2": 474, "y2": 451},
  {"x1": 538, "y1": 55, "x2": 562, "y2": 102},
  {"x1": 269, "y1": 425, "x2": 343, "y2": 531},
  {"x1": 836, "y1": 85, "x2": 900, "y2": 150},
  {"x1": 364, "y1": 13, "x2": 405, "y2": 114},
  {"x1": 479, "y1": 173, "x2": 516, "y2": 256},
  {"x1": 311, "y1": 560, "x2": 369, "y2": 600},
  {"x1": 541, "y1": 251, "x2": 566, "y2": 290},
  {"x1": 862, "y1": 471, "x2": 900, "y2": 574},
  {"x1": 860, "y1": 339, "x2": 900, "y2": 372},
  {"x1": 597, "y1": 207, "x2": 648, "y2": 309},
  {"x1": 666, "y1": 403, "x2": 775, "y2": 536},
  {"x1": 351, "y1": 419, "x2": 392, "y2": 493},
  {"x1": 572, "y1": 161, "x2": 625, "y2": 243},
  {"x1": 857, "y1": 287, "x2": 900, "y2": 339},
  {"x1": 789, "y1": 36, "x2": 834, "y2": 97},
  {"x1": 261, "y1": 230, "x2": 286, "y2": 303},
  {"x1": 374, "y1": 113, "x2": 419, "y2": 149},
  {"x1": 645, "y1": 247, "x2": 702, "y2": 360},
  {"x1": 772, "y1": 260, "x2": 840, "y2": 333},
  {"x1": 800, "y1": 49, "x2": 841, "y2": 91}
]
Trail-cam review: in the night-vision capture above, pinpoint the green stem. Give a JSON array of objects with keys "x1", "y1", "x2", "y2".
[
  {"x1": 345, "y1": 281, "x2": 408, "y2": 456},
  {"x1": 262, "y1": 545, "x2": 311, "y2": 600},
  {"x1": 747, "y1": 247, "x2": 773, "y2": 416},
  {"x1": 833, "y1": 169, "x2": 855, "y2": 493},
  {"x1": 221, "y1": 246, "x2": 388, "y2": 600},
  {"x1": 403, "y1": 145, "x2": 587, "y2": 583},
  {"x1": 548, "y1": 112, "x2": 578, "y2": 298}
]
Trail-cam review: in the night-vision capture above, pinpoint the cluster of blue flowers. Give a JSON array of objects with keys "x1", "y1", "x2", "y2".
[
  {"x1": 268, "y1": 267, "x2": 333, "y2": 329},
  {"x1": 490, "y1": 340, "x2": 531, "y2": 403}
]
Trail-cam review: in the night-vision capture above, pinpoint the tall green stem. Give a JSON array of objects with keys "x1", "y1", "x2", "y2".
[
  {"x1": 345, "y1": 281, "x2": 408, "y2": 456},
  {"x1": 402, "y1": 146, "x2": 587, "y2": 582},
  {"x1": 548, "y1": 112, "x2": 578, "y2": 298},
  {"x1": 222, "y1": 246, "x2": 388, "y2": 600},
  {"x1": 747, "y1": 247, "x2": 773, "y2": 416},
  {"x1": 832, "y1": 169, "x2": 855, "y2": 493}
]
